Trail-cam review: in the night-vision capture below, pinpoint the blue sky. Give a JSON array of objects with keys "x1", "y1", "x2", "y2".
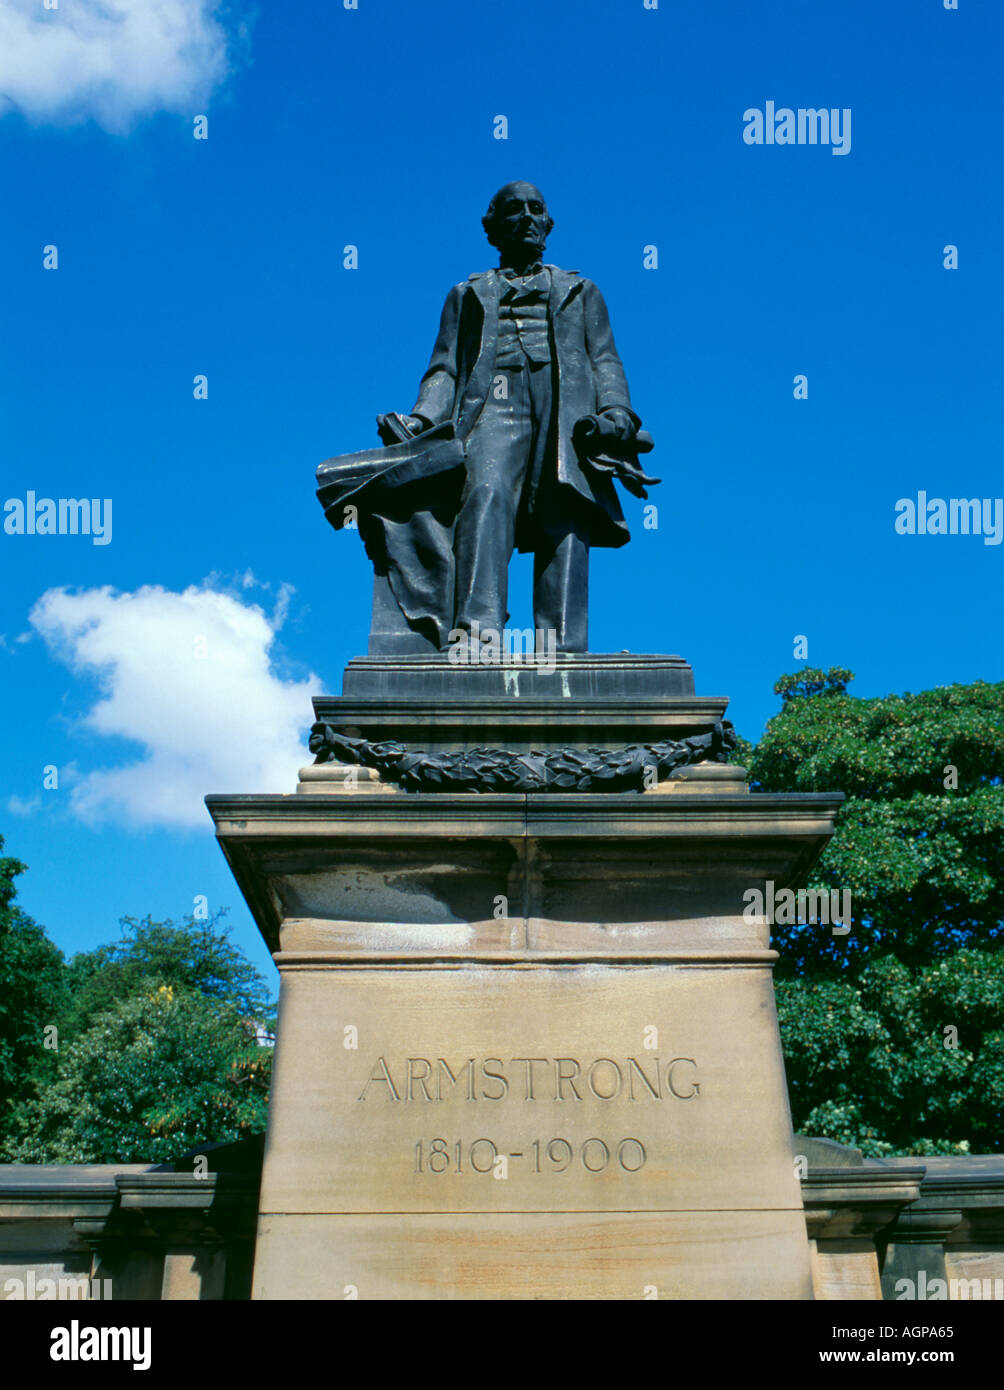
[{"x1": 1, "y1": 0, "x2": 1001, "y2": 984}]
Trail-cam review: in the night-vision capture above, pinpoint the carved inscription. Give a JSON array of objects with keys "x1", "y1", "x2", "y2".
[
  {"x1": 414, "y1": 1137, "x2": 647, "y2": 1174},
  {"x1": 354, "y1": 1055, "x2": 700, "y2": 1182},
  {"x1": 355, "y1": 1055, "x2": 700, "y2": 1180},
  {"x1": 357, "y1": 1055, "x2": 701, "y2": 1102}
]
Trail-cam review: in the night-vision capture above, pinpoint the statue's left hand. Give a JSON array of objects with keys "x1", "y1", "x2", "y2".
[{"x1": 598, "y1": 407, "x2": 636, "y2": 442}]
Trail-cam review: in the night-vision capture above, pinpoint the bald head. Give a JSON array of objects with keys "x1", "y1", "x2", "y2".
[{"x1": 482, "y1": 182, "x2": 554, "y2": 269}]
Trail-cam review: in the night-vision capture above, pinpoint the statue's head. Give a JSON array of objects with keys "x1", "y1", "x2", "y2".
[{"x1": 482, "y1": 181, "x2": 553, "y2": 264}]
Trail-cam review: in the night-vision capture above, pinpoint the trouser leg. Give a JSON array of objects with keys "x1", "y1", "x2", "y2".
[
  {"x1": 533, "y1": 525, "x2": 590, "y2": 652},
  {"x1": 453, "y1": 372, "x2": 531, "y2": 637}
]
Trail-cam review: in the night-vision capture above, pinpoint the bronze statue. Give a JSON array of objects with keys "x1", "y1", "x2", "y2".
[{"x1": 317, "y1": 182, "x2": 657, "y2": 655}]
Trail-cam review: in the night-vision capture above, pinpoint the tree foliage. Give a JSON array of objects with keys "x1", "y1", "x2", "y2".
[
  {"x1": 62, "y1": 913, "x2": 275, "y2": 1040},
  {"x1": 0, "y1": 864, "x2": 275, "y2": 1163},
  {"x1": 750, "y1": 671, "x2": 1004, "y2": 1154},
  {"x1": 749, "y1": 673, "x2": 1004, "y2": 976},
  {"x1": 6, "y1": 988, "x2": 271, "y2": 1164},
  {"x1": 0, "y1": 841, "x2": 67, "y2": 1142},
  {"x1": 778, "y1": 951, "x2": 1004, "y2": 1155},
  {"x1": 773, "y1": 666, "x2": 854, "y2": 705}
]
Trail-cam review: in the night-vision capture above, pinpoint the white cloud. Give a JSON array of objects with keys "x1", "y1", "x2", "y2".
[
  {"x1": 30, "y1": 583, "x2": 321, "y2": 829},
  {"x1": 7, "y1": 794, "x2": 42, "y2": 816},
  {"x1": 0, "y1": 0, "x2": 237, "y2": 130}
]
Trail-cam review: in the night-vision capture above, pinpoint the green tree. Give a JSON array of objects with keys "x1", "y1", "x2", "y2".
[
  {"x1": 778, "y1": 951, "x2": 1004, "y2": 1155},
  {"x1": 0, "y1": 840, "x2": 67, "y2": 1148},
  {"x1": 747, "y1": 671, "x2": 1004, "y2": 1155},
  {"x1": 750, "y1": 672, "x2": 1004, "y2": 977},
  {"x1": 6, "y1": 988, "x2": 271, "y2": 1163},
  {"x1": 62, "y1": 912, "x2": 274, "y2": 1040},
  {"x1": 6, "y1": 906, "x2": 275, "y2": 1163},
  {"x1": 773, "y1": 666, "x2": 855, "y2": 705}
]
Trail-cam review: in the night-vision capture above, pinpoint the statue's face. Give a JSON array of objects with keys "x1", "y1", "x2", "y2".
[{"x1": 491, "y1": 182, "x2": 550, "y2": 259}]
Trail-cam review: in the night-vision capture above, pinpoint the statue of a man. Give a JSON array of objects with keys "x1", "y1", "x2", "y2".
[{"x1": 318, "y1": 181, "x2": 655, "y2": 655}]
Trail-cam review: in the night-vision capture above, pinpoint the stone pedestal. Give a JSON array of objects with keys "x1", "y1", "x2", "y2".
[{"x1": 206, "y1": 654, "x2": 842, "y2": 1300}]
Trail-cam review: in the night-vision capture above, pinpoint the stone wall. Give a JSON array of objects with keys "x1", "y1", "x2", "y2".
[
  {"x1": 2, "y1": 1135, "x2": 1001, "y2": 1300},
  {"x1": 0, "y1": 1138, "x2": 260, "y2": 1302}
]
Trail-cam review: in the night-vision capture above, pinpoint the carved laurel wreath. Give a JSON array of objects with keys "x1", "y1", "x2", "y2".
[{"x1": 307, "y1": 721, "x2": 736, "y2": 793}]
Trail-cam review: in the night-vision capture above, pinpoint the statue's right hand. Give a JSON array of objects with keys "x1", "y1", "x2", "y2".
[{"x1": 377, "y1": 412, "x2": 426, "y2": 445}]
